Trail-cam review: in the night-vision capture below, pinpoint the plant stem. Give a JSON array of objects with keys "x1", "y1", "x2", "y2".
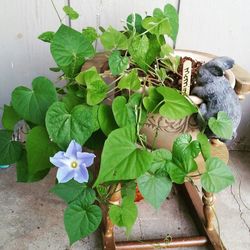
[
  {"x1": 50, "y1": 0, "x2": 62, "y2": 24},
  {"x1": 151, "y1": 100, "x2": 165, "y2": 114},
  {"x1": 137, "y1": 16, "x2": 169, "y2": 37}
]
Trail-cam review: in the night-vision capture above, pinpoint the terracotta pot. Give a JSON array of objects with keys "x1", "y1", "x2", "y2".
[{"x1": 141, "y1": 50, "x2": 236, "y2": 150}]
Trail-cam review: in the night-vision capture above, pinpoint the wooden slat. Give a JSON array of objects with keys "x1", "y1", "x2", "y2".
[
  {"x1": 0, "y1": 0, "x2": 68, "y2": 115},
  {"x1": 70, "y1": 0, "x2": 179, "y2": 49},
  {"x1": 176, "y1": 0, "x2": 250, "y2": 73}
]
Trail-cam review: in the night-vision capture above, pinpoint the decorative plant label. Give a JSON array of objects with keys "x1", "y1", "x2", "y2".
[{"x1": 181, "y1": 60, "x2": 192, "y2": 95}]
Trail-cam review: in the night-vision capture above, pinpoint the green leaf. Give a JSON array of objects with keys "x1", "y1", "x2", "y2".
[
  {"x1": 171, "y1": 134, "x2": 199, "y2": 176},
  {"x1": 201, "y1": 157, "x2": 234, "y2": 193},
  {"x1": 118, "y1": 69, "x2": 141, "y2": 90},
  {"x1": 51, "y1": 24, "x2": 95, "y2": 78},
  {"x1": 112, "y1": 96, "x2": 135, "y2": 128},
  {"x1": 63, "y1": 6, "x2": 79, "y2": 20},
  {"x1": 137, "y1": 172, "x2": 172, "y2": 209},
  {"x1": 51, "y1": 181, "x2": 95, "y2": 204},
  {"x1": 26, "y1": 126, "x2": 59, "y2": 179},
  {"x1": 62, "y1": 91, "x2": 85, "y2": 111},
  {"x1": 98, "y1": 104, "x2": 118, "y2": 136},
  {"x1": 197, "y1": 133, "x2": 211, "y2": 161},
  {"x1": 142, "y1": 16, "x2": 170, "y2": 36},
  {"x1": 109, "y1": 196, "x2": 138, "y2": 234},
  {"x1": 77, "y1": 67, "x2": 109, "y2": 105},
  {"x1": 150, "y1": 148, "x2": 172, "y2": 173},
  {"x1": 108, "y1": 50, "x2": 129, "y2": 76},
  {"x1": 143, "y1": 87, "x2": 163, "y2": 113},
  {"x1": 172, "y1": 134, "x2": 200, "y2": 160},
  {"x1": 15, "y1": 150, "x2": 51, "y2": 183},
  {"x1": 45, "y1": 102, "x2": 99, "y2": 149},
  {"x1": 84, "y1": 130, "x2": 106, "y2": 150},
  {"x1": 127, "y1": 13, "x2": 145, "y2": 33},
  {"x1": 160, "y1": 44, "x2": 173, "y2": 58},
  {"x1": 208, "y1": 111, "x2": 233, "y2": 140},
  {"x1": 128, "y1": 35, "x2": 160, "y2": 71},
  {"x1": 38, "y1": 31, "x2": 54, "y2": 43},
  {"x1": 2, "y1": 105, "x2": 21, "y2": 130},
  {"x1": 0, "y1": 130, "x2": 22, "y2": 164},
  {"x1": 164, "y1": 4, "x2": 179, "y2": 42},
  {"x1": 11, "y1": 76, "x2": 57, "y2": 125},
  {"x1": 82, "y1": 27, "x2": 98, "y2": 43},
  {"x1": 64, "y1": 200, "x2": 102, "y2": 245},
  {"x1": 49, "y1": 67, "x2": 61, "y2": 72},
  {"x1": 95, "y1": 126, "x2": 153, "y2": 185},
  {"x1": 100, "y1": 26, "x2": 128, "y2": 50},
  {"x1": 16, "y1": 151, "x2": 29, "y2": 182},
  {"x1": 121, "y1": 181, "x2": 137, "y2": 200},
  {"x1": 157, "y1": 86, "x2": 198, "y2": 119},
  {"x1": 165, "y1": 161, "x2": 187, "y2": 184}
]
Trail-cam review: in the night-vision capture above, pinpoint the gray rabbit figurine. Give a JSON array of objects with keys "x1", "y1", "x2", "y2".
[{"x1": 191, "y1": 57, "x2": 242, "y2": 140}]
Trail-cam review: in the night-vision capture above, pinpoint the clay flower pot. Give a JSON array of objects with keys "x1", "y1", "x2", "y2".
[{"x1": 141, "y1": 50, "x2": 236, "y2": 150}]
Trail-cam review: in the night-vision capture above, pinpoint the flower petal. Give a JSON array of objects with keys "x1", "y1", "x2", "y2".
[
  {"x1": 74, "y1": 166, "x2": 89, "y2": 183},
  {"x1": 50, "y1": 155, "x2": 71, "y2": 168},
  {"x1": 65, "y1": 140, "x2": 82, "y2": 158},
  {"x1": 52, "y1": 151, "x2": 65, "y2": 159},
  {"x1": 56, "y1": 167, "x2": 74, "y2": 183},
  {"x1": 77, "y1": 152, "x2": 96, "y2": 167}
]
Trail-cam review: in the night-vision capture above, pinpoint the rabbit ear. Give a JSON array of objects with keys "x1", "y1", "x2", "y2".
[
  {"x1": 207, "y1": 65, "x2": 224, "y2": 76},
  {"x1": 204, "y1": 56, "x2": 234, "y2": 76}
]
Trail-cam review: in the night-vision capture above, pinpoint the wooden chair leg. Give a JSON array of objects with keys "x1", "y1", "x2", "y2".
[
  {"x1": 202, "y1": 189, "x2": 215, "y2": 231},
  {"x1": 102, "y1": 184, "x2": 121, "y2": 250}
]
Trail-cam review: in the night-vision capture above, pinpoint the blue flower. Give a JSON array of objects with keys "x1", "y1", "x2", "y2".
[{"x1": 50, "y1": 140, "x2": 95, "y2": 183}]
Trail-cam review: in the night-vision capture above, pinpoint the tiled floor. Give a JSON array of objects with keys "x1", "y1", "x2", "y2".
[{"x1": 0, "y1": 151, "x2": 250, "y2": 250}]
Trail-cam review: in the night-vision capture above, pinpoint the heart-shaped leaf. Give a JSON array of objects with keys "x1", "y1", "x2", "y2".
[
  {"x1": 137, "y1": 172, "x2": 172, "y2": 209},
  {"x1": 95, "y1": 126, "x2": 153, "y2": 185},
  {"x1": 164, "y1": 4, "x2": 179, "y2": 42},
  {"x1": 108, "y1": 50, "x2": 129, "y2": 76},
  {"x1": 109, "y1": 196, "x2": 138, "y2": 234},
  {"x1": 82, "y1": 27, "x2": 98, "y2": 43},
  {"x1": 11, "y1": 76, "x2": 57, "y2": 125},
  {"x1": 2, "y1": 105, "x2": 21, "y2": 130},
  {"x1": 118, "y1": 69, "x2": 141, "y2": 90},
  {"x1": 0, "y1": 130, "x2": 22, "y2": 164},
  {"x1": 127, "y1": 13, "x2": 145, "y2": 33},
  {"x1": 172, "y1": 134, "x2": 200, "y2": 160},
  {"x1": 76, "y1": 67, "x2": 109, "y2": 105},
  {"x1": 63, "y1": 6, "x2": 79, "y2": 20},
  {"x1": 38, "y1": 31, "x2": 54, "y2": 43},
  {"x1": 157, "y1": 86, "x2": 198, "y2": 119},
  {"x1": 64, "y1": 200, "x2": 102, "y2": 245},
  {"x1": 26, "y1": 126, "x2": 59, "y2": 179},
  {"x1": 45, "y1": 102, "x2": 99, "y2": 149},
  {"x1": 143, "y1": 87, "x2": 163, "y2": 113},
  {"x1": 128, "y1": 35, "x2": 160, "y2": 71},
  {"x1": 112, "y1": 96, "x2": 136, "y2": 128},
  {"x1": 201, "y1": 157, "x2": 234, "y2": 193},
  {"x1": 100, "y1": 26, "x2": 128, "y2": 50},
  {"x1": 150, "y1": 148, "x2": 172, "y2": 173},
  {"x1": 51, "y1": 181, "x2": 95, "y2": 204},
  {"x1": 197, "y1": 133, "x2": 211, "y2": 161},
  {"x1": 208, "y1": 111, "x2": 233, "y2": 140},
  {"x1": 98, "y1": 104, "x2": 118, "y2": 136},
  {"x1": 51, "y1": 24, "x2": 95, "y2": 78},
  {"x1": 165, "y1": 161, "x2": 187, "y2": 184}
]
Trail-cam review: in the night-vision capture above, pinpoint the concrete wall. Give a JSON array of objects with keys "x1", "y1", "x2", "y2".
[{"x1": 0, "y1": 0, "x2": 249, "y2": 149}]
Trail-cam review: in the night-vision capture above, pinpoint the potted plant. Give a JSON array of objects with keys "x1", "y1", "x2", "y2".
[{"x1": 0, "y1": 3, "x2": 240, "y2": 246}]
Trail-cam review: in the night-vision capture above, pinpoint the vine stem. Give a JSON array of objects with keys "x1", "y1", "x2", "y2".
[
  {"x1": 151, "y1": 100, "x2": 165, "y2": 114},
  {"x1": 50, "y1": 0, "x2": 63, "y2": 24},
  {"x1": 136, "y1": 16, "x2": 169, "y2": 37}
]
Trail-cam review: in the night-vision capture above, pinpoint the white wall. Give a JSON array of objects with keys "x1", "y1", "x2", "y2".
[{"x1": 0, "y1": 0, "x2": 249, "y2": 149}]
